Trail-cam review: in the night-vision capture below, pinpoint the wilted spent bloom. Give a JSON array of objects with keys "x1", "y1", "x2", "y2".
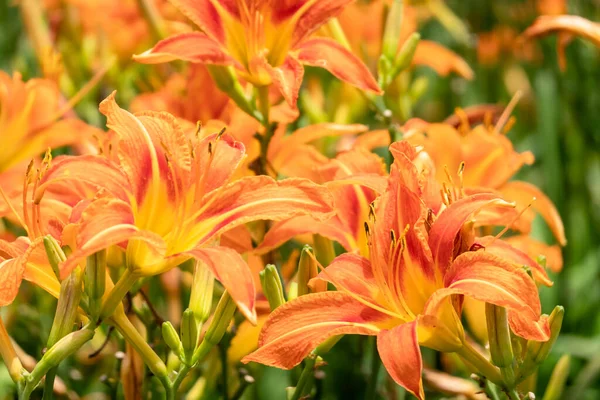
[
  {"x1": 134, "y1": 0, "x2": 382, "y2": 106},
  {"x1": 35, "y1": 91, "x2": 335, "y2": 323},
  {"x1": 244, "y1": 142, "x2": 550, "y2": 399}
]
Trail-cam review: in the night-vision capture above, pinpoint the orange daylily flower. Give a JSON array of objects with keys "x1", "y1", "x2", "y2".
[
  {"x1": 257, "y1": 146, "x2": 387, "y2": 256},
  {"x1": 36, "y1": 92, "x2": 334, "y2": 323},
  {"x1": 133, "y1": 0, "x2": 382, "y2": 106},
  {"x1": 243, "y1": 142, "x2": 550, "y2": 399}
]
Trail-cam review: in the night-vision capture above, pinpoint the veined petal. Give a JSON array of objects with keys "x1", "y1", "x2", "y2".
[
  {"x1": 318, "y1": 146, "x2": 387, "y2": 182},
  {"x1": 508, "y1": 312, "x2": 550, "y2": 342},
  {"x1": 377, "y1": 321, "x2": 424, "y2": 400},
  {"x1": 264, "y1": 56, "x2": 305, "y2": 107},
  {"x1": 242, "y1": 292, "x2": 393, "y2": 369},
  {"x1": 36, "y1": 155, "x2": 130, "y2": 203},
  {"x1": 187, "y1": 246, "x2": 256, "y2": 324},
  {"x1": 168, "y1": 0, "x2": 228, "y2": 44},
  {"x1": 133, "y1": 33, "x2": 239, "y2": 66},
  {"x1": 192, "y1": 133, "x2": 246, "y2": 198},
  {"x1": 296, "y1": 38, "x2": 382, "y2": 95},
  {"x1": 425, "y1": 251, "x2": 544, "y2": 338},
  {"x1": 505, "y1": 235, "x2": 563, "y2": 273},
  {"x1": 499, "y1": 180, "x2": 566, "y2": 246},
  {"x1": 429, "y1": 193, "x2": 513, "y2": 275},
  {"x1": 194, "y1": 176, "x2": 334, "y2": 245},
  {"x1": 522, "y1": 15, "x2": 600, "y2": 47},
  {"x1": 287, "y1": 0, "x2": 354, "y2": 45},
  {"x1": 256, "y1": 216, "x2": 355, "y2": 254},
  {"x1": 413, "y1": 40, "x2": 474, "y2": 79},
  {"x1": 0, "y1": 258, "x2": 26, "y2": 306},
  {"x1": 477, "y1": 236, "x2": 553, "y2": 287}
]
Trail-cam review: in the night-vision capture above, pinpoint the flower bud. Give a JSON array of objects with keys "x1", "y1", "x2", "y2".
[
  {"x1": 392, "y1": 33, "x2": 420, "y2": 77},
  {"x1": 189, "y1": 261, "x2": 214, "y2": 324},
  {"x1": 297, "y1": 246, "x2": 317, "y2": 297},
  {"x1": 381, "y1": 0, "x2": 404, "y2": 61},
  {"x1": 47, "y1": 267, "x2": 84, "y2": 348},
  {"x1": 312, "y1": 234, "x2": 336, "y2": 268},
  {"x1": 486, "y1": 304, "x2": 514, "y2": 368},
  {"x1": 193, "y1": 291, "x2": 236, "y2": 364},
  {"x1": 162, "y1": 321, "x2": 184, "y2": 361},
  {"x1": 543, "y1": 355, "x2": 570, "y2": 400},
  {"x1": 526, "y1": 306, "x2": 564, "y2": 364},
  {"x1": 259, "y1": 264, "x2": 285, "y2": 311},
  {"x1": 43, "y1": 235, "x2": 65, "y2": 280},
  {"x1": 181, "y1": 309, "x2": 199, "y2": 364},
  {"x1": 85, "y1": 250, "x2": 107, "y2": 320}
]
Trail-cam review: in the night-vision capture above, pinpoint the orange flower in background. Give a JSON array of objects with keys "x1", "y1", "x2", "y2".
[
  {"x1": 35, "y1": 92, "x2": 334, "y2": 322},
  {"x1": 244, "y1": 142, "x2": 549, "y2": 398},
  {"x1": 257, "y1": 146, "x2": 387, "y2": 256},
  {"x1": 134, "y1": 0, "x2": 382, "y2": 106}
]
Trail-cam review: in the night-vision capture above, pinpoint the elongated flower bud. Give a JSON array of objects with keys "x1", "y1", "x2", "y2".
[
  {"x1": 312, "y1": 234, "x2": 335, "y2": 268},
  {"x1": 543, "y1": 355, "x2": 570, "y2": 400},
  {"x1": 162, "y1": 321, "x2": 184, "y2": 361},
  {"x1": 297, "y1": 245, "x2": 316, "y2": 297},
  {"x1": 193, "y1": 291, "x2": 236, "y2": 364},
  {"x1": 43, "y1": 235, "x2": 65, "y2": 280},
  {"x1": 47, "y1": 267, "x2": 84, "y2": 348},
  {"x1": 85, "y1": 250, "x2": 106, "y2": 320},
  {"x1": 181, "y1": 309, "x2": 199, "y2": 364},
  {"x1": 260, "y1": 264, "x2": 286, "y2": 311},
  {"x1": 189, "y1": 260, "x2": 214, "y2": 324},
  {"x1": 486, "y1": 304, "x2": 514, "y2": 368},
  {"x1": 392, "y1": 33, "x2": 420, "y2": 77},
  {"x1": 381, "y1": 0, "x2": 404, "y2": 61},
  {"x1": 527, "y1": 306, "x2": 564, "y2": 364}
]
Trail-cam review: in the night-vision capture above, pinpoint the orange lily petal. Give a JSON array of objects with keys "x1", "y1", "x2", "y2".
[
  {"x1": 195, "y1": 176, "x2": 334, "y2": 244},
  {"x1": 522, "y1": 15, "x2": 600, "y2": 47},
  {"x1": 477, "y1": 236, "x2": 553, "y2": 287},
  {"x1": 187, "y1": 246, "x2": 256, "y2": 324},
  {"x1": 296, "y1": 37, "x2": 382, "y2": 95},
  {"x1": 133, "y1": 33, "x2": 239, "y2": 66},
  {"x1": 429, "y1": 193, "x2": 511, "y2": 275},
  {"x1": 242, "y1": 292, "x2": 391, "y2": 369},
  {"x1": 0, "y1": 258, "x2": 25, "y2": 306},
  {"x1": 425, "y1": 251, "x2": 547, "y2": 340},
  {"x1": 264, "y1": 56, "x2": 304, "y2": 107},
  {"x1": 499, "y1": 180, "x2": 566, "y2": 246},
  {"x1": 377, "y1": 321, "x2": 424, "y2": 400},
  {"x1": 443, "y1": 104, "x2": 504, "y2": 128},
  {"x1": 288, "y1": 0, "x2": 354, "y2": 45},
  {"x1": 508, "y1": 311, "x2": 550, "y2": 342},
  {"x1": 413, "y1": 40, "x2": 474, "y2": 80},
  {"x1": 169, "y1": 0, "x2": 227, "y2": 44},
  {"x1": 505, "y1": 235, "x2": 563, "y2": 273}
]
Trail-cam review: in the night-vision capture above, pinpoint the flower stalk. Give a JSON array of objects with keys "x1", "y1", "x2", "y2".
[{"x1": 486, "y1": 303, "x2": 516, "y2": 387}]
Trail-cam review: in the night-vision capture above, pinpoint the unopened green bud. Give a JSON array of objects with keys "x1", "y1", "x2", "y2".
[
  {"x1": 486, "y1": 304, "x2": 514, "y2": 368},
  {"x1": 542, "y1": 355, "x2": 570, "y2": 400},
  {"x1": 260, "y1": 264, "x2": 285, "y2": 311},
  {"x1": 47, "y1": 267, "x2": 84, "y2": 348},
  {"x1": 189, "y1": 261, "x2": 214, "y2": 323},
  {"x1": 162, "y1": 321, "x2": 184, "y2": 361},
  {"x1": 193, "y1": 291, "x2": 236, "y2": 364},
  {"x1": 297, "y1": 246, "x2": 317, "y2": 297},
  {"x1": 181, "y1": 309, "x2": 199, "y2": 364},
  {"x1": 206, "y1": 65, "x2": 262, "y2": 122},
  {"x1": 85, "y1": 250, "x2": 106, "y2": 319},
  {"x1": 312, "y1": 234, "x2": 336, "y2": 268},
  {"x1": 43, "y1": 235, "x2": 66, "y2": 280},
  {"x1": 410, "y1": 76, "x2": 429, "y2": 101},
  {"x1": 527, "y1": 306, "x2": 564, "y2": 364},
  {"x1": 381, "y1": 0, "x2": 404, "y2": 61},
  {"x1": 392, "y1": 32, "x2": 420, "y2": 77}
]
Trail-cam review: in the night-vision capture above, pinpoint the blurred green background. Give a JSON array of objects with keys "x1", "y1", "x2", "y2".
[{"x1": 1, "y1": 0, "x2": 600, "y2": 399}]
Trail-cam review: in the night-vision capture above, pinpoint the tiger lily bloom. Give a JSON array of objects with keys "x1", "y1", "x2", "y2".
[
  {"x1": 133, "y1": 0, "x2": 382, "y2": 106},
  {"x1": 243, "y1": 142, "x2": 550, "y2": 399},
  {"x1": 35, "y1": 92, "x2": 334, "y2": 323}
]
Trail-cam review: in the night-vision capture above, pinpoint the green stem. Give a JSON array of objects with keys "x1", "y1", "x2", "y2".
[
  {"x1": 455, "y1": 342, "x2": 503, "y2": 387},
  {"x1": 22, "y1": 324, "x2": 95, "y2": 399},
  {"x1": 291, "y1": 353, "x2": 317, "y2": 400},
  {"x1": 99, "y1": 269, "x2": 139, "y2": 323},
  {"x1": 220, "y1": 343, "x2": 229, "y2": 400},
  {"x1": 167, "y1": 364, "x2": 192, "y2": 400},
  {"x1": 135, "y1": 0, "x2": 167, "y2": 41},
  {"x1": 110, "y1": 310, "x2": 170, "y2": 392}
]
